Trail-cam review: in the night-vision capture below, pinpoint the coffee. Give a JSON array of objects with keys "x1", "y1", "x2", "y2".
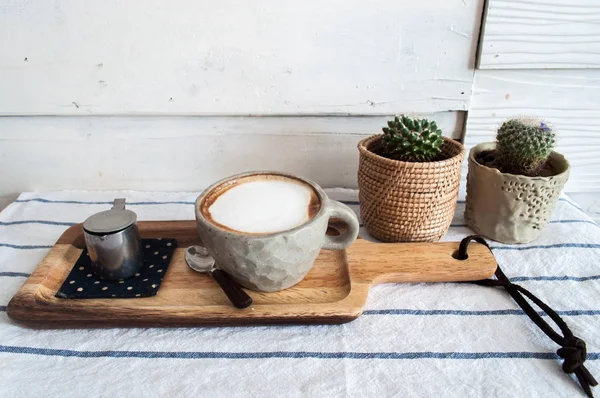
[{"x1": 201, "y1": 175, "x2": 320, "y2": 234}]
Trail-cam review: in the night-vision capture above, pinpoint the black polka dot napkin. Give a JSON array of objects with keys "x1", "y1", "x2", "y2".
[{"x1": 56, "y1": 238, "x2": 177, "y2": 299}]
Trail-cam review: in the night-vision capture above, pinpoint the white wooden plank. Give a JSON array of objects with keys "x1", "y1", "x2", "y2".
[
  {"x1": 0, "y1": 112, "x2": 463, "y2": 194},
  {"x1": 0, "y1": 0, "x2": 482, "y2": 115},
  {"x1": 478, "y1": 0, "x2": 600, "y2": 69},
  {"x1": 464, "y1": 69, "x2": 600, "y2": 192}
]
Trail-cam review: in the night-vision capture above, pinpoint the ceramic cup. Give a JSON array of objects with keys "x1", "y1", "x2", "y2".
[{"x1": 194, "y1": 171, "x2": 360, "y2": 292}]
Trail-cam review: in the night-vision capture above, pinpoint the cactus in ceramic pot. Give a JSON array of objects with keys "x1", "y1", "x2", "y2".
[
  {"x1": 381, "y1": 115, "x2": 444, "y2": 162},
  {"x1": 495, "y1": 118, "x2": 556, "y2": 177},
  {"x1": 465, "y1": 116, "x2": 570, "y2": 244}
]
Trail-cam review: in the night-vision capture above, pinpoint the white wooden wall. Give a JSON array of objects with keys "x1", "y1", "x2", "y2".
[
  {"x1": 478, "y1": 0, "x2": 600, "y2": 69},
  {"x1": 1, "y1": 0, "x2": 599, "y2": 203},
  {"x1": 0, "y1": 0, "x2": 482, "y2": 201},
  {"x1": 0, "y1": 113, "x2": 463, "y2": 192},
  {"x1": 0, "y1": 0, "x2": 479, "y2": 115},
  {"x1": 466, "y1": 0, "x2": 600, "y2": 193}
]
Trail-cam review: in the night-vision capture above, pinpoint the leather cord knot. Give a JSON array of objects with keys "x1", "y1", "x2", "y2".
[
  {"x1": 460, "y1": 235, "x2": 598, "y2": 397},
  {"x1": 558, "y1": 337, "x2": 588, "y2": 374},
  {"x1": 558, "y1": 337, "x2": 598, "y2": 397}
]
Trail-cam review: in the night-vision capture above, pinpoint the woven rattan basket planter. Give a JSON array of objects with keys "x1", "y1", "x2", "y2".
[{"x1": 357, "y1": 135, "x2": 465, "y2": 242}]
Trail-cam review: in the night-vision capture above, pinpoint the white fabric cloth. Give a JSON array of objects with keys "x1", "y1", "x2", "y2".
[{"x1": 0, "y1": 189, "x2": 599, "y2": 398}]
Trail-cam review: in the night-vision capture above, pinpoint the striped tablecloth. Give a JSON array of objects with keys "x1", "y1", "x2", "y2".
[{"x1": 1, "y1": 190, "x2": 599, "y2": 397}]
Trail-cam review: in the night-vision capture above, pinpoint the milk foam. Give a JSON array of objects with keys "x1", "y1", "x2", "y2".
[{"x1": 208, "y1": 180, "x2": 316, "y2": 233}]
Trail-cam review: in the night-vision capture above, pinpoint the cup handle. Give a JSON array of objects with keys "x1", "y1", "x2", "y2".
[{"x1": 322, "y1": 200, "x2": 360, "y2": 250}]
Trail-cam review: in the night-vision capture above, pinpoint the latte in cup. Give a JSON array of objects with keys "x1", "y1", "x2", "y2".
[
  {"x1": 195, "y1": 171, "x2": 360, "y2": 292},
  {"x1": 201, "y1": 175, "x2": 321, "y2": 234}
]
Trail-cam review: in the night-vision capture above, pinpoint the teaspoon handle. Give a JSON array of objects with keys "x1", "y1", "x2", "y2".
[{"x1": 210, "y1": 269, "x2": 253, "y2": 309}]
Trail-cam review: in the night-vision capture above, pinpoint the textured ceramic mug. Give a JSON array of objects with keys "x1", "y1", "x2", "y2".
[{"x1": 195, "y1": 171, "x2": 360, "y2": 292}]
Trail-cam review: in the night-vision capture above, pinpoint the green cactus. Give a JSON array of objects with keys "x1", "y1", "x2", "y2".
[
  {"x1": 495, "y1": 118, "x2": 556, "y2": 176},
  {"x1": 380, "y1": 115, "x2": 444, "y2": 162}
]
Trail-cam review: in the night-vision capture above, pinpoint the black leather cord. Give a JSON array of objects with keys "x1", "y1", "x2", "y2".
[{"x1": 459, "y1": 235, "x2": 598, "y2": 397}]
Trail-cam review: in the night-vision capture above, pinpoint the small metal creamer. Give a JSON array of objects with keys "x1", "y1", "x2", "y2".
[{"x1": 83, "y1": 198, "x2": 143, "y2": 280}]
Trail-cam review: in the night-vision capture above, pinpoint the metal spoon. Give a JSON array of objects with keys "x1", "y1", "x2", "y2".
[{"x1": 185, "y1": 245, "x2": 252, "y2": 309}]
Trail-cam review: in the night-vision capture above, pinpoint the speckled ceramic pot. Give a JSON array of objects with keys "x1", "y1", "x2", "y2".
[
  {"x1": 465, "y1": 143, "x2": 570, "y2": 244},
  {"x1": 195, "y1": 171, "x2": 360, "y2": 292}
]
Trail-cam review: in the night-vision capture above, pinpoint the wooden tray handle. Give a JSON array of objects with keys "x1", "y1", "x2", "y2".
[{"x1": 346, "y1": 239, "x2": 497, "y2": 285}]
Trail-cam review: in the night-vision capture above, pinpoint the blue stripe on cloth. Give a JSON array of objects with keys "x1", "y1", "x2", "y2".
[
  {"x1": 362, "y1": 309, "x2": 600, "y2": 316},
  {"x1": 560, "y1": 198, "x2": 587, "y2": 213},
  {"x1": 0, "y1": 304, "x2": 596, "y2": 318},
  {"x1": 0, "y1": 272, "x2": 30, "y2": 277},
  {"x1": 549, "y1": 219, "x2": 599, "y2": 227},
  {"x1": 0, "y1": 344, "x2": 598, "y2": 360},
  {"x1": 427, "y1": 220, "x2": 598, "y2": 237},
  {"x1": 330, "y1": 200, "x2": 598, "y2": 223},
  {"x1": 512, "y1": 275, "x2": 600, "y2": 282},
  {"x1": 0, "y1": 220, "x2": 76, "y2": 227},
  {"x1": 2, "y1": 242, "x2": 600, "y2": 255},
  {"x1": 2, "y1": 272, "x2": 596, "y2": 283},
  {"x1": 0, "y1": 219, "x2": 594, "y2": 230},
  {"x1": 14, "y1": 198, "x2": 195, "y2": 206},
  {"x1": 0, "y1": 243, "x2": 53, "y2": 250},
  {"x1": 12, "y1": 198, "x2": 359, "y2": 207},
  {"x1": 10, "y1": 197, "x2": 585, "y2": 213},
  {"x1": 0, "y1": 302, "x2": 595, "y2": 316},
  {"x1": 2, "y1": 242, "x2": 599, "y2": 253},
  {"x1": 456, "y1": 197, "x2": 587, "y2": 214},
  {"x1": 490, "y1": 243, "x2": 600, "y2": 251}
]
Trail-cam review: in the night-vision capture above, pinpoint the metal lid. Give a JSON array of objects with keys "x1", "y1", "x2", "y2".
[{"x1": 83, "y1": 198, "x2": 137, "y2": 234}]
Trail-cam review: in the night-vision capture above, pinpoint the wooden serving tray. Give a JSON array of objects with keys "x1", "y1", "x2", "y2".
[{"x1": 7, "y1": 221, "x2": 497, "y2": 328}]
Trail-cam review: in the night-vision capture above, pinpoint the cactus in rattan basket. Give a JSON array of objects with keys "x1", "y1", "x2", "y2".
[
  {"x1": 495, "y1": 118, "x2": 556, "y2": 176},
  {"x1": 380, "y1": 115, "x2": 444, "y2": 162}
]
